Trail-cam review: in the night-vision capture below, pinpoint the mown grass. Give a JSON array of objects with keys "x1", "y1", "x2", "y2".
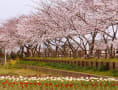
[
  {"x1": 19, "y1": 60, "x2": 118, "y2": 77},
  {"x1": 24, "y1": 57, "x2": 118, "y2": 62},
  {"x1": 0, "y1": 64, "x2": 46, "y2": 76}
]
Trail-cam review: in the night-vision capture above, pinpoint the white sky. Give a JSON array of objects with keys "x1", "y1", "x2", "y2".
[{"x1": 0, "y1": 0, "x2": 35, "y2": 23}]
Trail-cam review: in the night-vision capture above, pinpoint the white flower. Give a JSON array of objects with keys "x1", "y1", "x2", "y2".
[{"x1": 19, "y1": 76, "x2": 23, "y2": 79}]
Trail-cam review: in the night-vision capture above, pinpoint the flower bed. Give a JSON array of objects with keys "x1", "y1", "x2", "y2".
[{"x1": 0, "y1": 75, "x2": 118, "y2": 90}]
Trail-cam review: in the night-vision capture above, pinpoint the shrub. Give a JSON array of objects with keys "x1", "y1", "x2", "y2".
[{"x1": 10, "y1": 52, "x2": 17, "y2": 59}]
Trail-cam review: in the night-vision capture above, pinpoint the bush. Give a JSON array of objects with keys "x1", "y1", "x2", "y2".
[{"x1": 10, "y1": 52, "x2": 17, "y2": 59}]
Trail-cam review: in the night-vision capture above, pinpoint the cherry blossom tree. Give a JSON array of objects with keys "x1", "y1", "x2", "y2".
[
  {"x1": 0, "y1": 17, "x2": 19, "y2": 51},
  {"x1": 0, "y1": 0, "x2": 118, "y2": 58}
]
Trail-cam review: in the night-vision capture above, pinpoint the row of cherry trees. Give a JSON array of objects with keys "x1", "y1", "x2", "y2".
[{"x1": 0, "y1": 0, "x2": 118, "y2": 58}]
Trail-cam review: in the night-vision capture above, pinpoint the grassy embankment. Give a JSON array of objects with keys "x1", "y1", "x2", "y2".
[
  {"x1": 19, "y1": 59, "x2": 118, "y2": 77},
  {"x1": 0, "y1": 59, "x2": 46, "y2": 76}
]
